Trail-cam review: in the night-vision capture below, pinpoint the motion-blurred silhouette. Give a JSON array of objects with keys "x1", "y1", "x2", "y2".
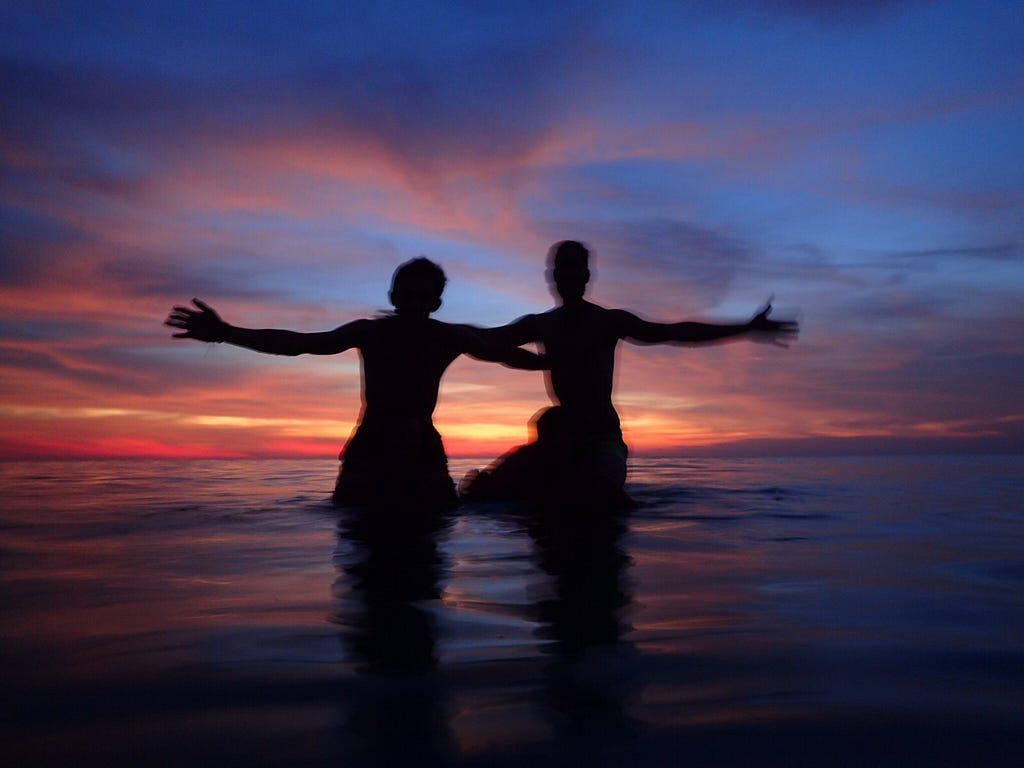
[
  {"x1": 527, "y1": 497, "x2": 640, "y2": 761},
  {"x1": 166, "y1": 258, "x2": 545, "y2": 508},
  {"x1": 459, "y1": 405, "x2": 575, "y2": 505},
  {"x1": 332, "y1": 506, "x2": 457, "y2": 764},
  {"x1": 463, "y1": 240, "x2": 798, "y2": 505}
]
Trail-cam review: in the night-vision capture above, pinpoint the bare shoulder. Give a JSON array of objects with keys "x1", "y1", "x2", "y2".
[
  {"x1": 335, "y1": 317, "x2": 376, "y2": 336},
  {"x1": 327, "y1": 316, "x2": 380, "y2": 347},
  {"x1": 435, "y1": 319, "x2": 488, "y2": 355},
  {"x1": 509, "y1": 311, "x2": 546, "y2": 330},
  {"x1": 436, "y1": 319, "x2": 472, "y2": 337},
  {"x1": 587, "y1": 304, "x2": 639, "y2": 337},
  {"x1": 341, "y1": 317, "x2": 377, "y2": 330},
  {"x1": 434, "y1": 318, "x2": 480, "y2": 340}
]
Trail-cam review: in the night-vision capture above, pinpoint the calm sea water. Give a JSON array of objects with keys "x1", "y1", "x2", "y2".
[{"x1": 1, "y1": 455, "x2": 1022, "y2": 766}]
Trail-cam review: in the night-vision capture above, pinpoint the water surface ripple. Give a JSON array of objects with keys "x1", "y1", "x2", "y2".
[{"x1": 2, "y1": 455, "x2": 1021, "y2": 766}]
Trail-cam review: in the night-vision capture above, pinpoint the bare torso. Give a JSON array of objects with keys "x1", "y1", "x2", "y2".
[
  {"x1": 526, "y1": 301, "x2": 628, "y2": 437},
  {"x1": 357, "y1": 316, "x2": 463, "y2": 427}
]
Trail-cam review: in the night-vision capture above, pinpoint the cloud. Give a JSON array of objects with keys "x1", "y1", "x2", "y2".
[
  {"x1": 0, "y1": 2, "x2": 622, "y2": 180},
  {"x1": 514, "y1": 216, "x2": 778, "y2": 320},
  {"x1": 1, "y1": 0, "x2": 1021, "y2": 459}
]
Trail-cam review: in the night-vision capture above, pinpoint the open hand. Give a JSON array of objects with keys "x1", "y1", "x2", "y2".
[
  {"x1": 165, "y1": 299, "x2": 227, "y2": 342},
  {"x1": 747, "y1": 302, "x2": 799, "y2": 348}
]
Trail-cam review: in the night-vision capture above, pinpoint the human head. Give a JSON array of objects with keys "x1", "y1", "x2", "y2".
[
  {"x1": 529, "y1": 406, "x2": 572, "y2": 462},
  {"x1": 389, "y1": 257, "x2": 446, "y2": 317},
  {"x1": 547, "y1": 240, "x2": 591, "y2": 304}
]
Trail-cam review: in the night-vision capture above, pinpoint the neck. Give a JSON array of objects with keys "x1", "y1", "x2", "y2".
[{"x1": 558, "y1": 294, "x2": 587, "y2": 308}]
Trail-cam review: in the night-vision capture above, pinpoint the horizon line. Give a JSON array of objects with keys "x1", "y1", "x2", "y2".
[{"x1": 2, "y1": 434, "x2": 1020, "y2": 462}]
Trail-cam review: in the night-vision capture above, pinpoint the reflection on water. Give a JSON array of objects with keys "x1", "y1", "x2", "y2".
[
  {"x1": 334, "y1": 508, "x2": 451, "y2": 672},
  {"x1": 328, "y1": 501, "x2": 640, "y2": 765},
  {"x1": 528, "y1": 505, "x2": 642, "y2": 765},
  {"x1": 332, "y1": 507, "x2": 458, "y2": 765},
  {"x1": 1, "y1": 456, "x2": 1023, "y2": 766}
]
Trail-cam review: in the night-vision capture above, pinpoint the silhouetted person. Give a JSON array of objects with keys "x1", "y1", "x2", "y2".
[
  {"x1": 166, "y1": 257, "x2": 545, "y2": 508},
  {"x1": 469, "y1": 240, "x2": 798, "y2": 504},
  {"x1": 459, "y1": 406, "x2": 574, "y2": 504}
]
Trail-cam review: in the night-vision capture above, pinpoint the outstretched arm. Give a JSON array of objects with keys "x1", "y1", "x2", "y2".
[
  {"x1": 474, "y1": 314, "x2": 542, "y2": 347},
  {"x1": 456, "y1": 325, "x2": 547, "y2": 370},
  {"x1": 165, "y1": 299, "x2": 366, "y2": 356},
  {"x1": 621, "y1": 302, "x2": 799, "y2": 347}
]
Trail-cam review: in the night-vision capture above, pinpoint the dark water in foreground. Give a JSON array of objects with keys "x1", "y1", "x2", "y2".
[{"x1": 1, "y1": 455, "x2": 1022, "y2": 766}]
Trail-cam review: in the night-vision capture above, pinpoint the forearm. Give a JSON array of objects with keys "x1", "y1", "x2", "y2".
[
  {"x1": 628, "y1": 320, "x2": 750, "y2": 344},
  {"x1": 621, "y1": 304, "x2": 797, "y2": 346},
  {"x1": 168, "y1": 299, "x2": 357, "y2": 354},
  {"x1": 502, "y1": 348, "x2": 546, "y2": 370},
  {"x1": 220, "y1": 325, "x2": 311, "y2": 356},
  {"x1": 474, "y1": 317, "x2": 537, "y2": 347},
  {"x1": 460, "y1": 323, "x2": 544, "y2": 369},
  {"x1": 468, "y1": 342, "x2": 546, "y2": 370},
  {"x1": 665, "y1": 321, "x2": 751, "y2": 344}
]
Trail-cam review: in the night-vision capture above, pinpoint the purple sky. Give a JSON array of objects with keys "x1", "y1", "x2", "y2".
[{"x1": 1, "y1": 0, "x2": 1022, "y2": 458}]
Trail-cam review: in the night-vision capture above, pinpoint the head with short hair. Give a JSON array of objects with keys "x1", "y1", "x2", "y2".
[
  {"x1": 389, "y1": 257, "x2": 446, "y2": 317},
  {"x1": 547, "y1": 240, "x2": 591, "y2": 304}
]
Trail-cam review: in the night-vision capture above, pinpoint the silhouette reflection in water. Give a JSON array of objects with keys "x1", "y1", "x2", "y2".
[
  {"x1": 329, "y1": 497, "x2": 639, "y2": 765},
  {"x1": 528, "y1": 503, "x2": 641, "y2": 763},
  {"x1": 332, "y1": 506, "x2": 457, "y2": 765}
]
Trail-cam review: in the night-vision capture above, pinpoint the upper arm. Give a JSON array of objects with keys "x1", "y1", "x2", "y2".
[
  {"x1": 302, "y1": 319, "x2": 371, "y2": 355},
  {"x1": 484, "y1": 314, "x2": 541, "y2": 347},
  {"x1": 614, "y1": 309, "x2": 667, "y2": 343}
]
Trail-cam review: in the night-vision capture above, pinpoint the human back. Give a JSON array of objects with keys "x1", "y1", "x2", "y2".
[
  {"x1": 336, "y1": 260, "x2": 545, "y2": 508},
  {"x1": 357, "y1": 315, "x2": 463, "y2": 427},
  {"x1": 531, "y1": 301, "x2": 626, "y2": 438}
]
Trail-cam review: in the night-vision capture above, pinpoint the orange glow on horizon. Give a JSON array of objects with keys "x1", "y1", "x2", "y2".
[
  {"x1": 2, "y1": 407, "x2": 1012, "y2": 461},
  {"x1": 3, "y1": 331, "x2": 1019, "y2": 461}
]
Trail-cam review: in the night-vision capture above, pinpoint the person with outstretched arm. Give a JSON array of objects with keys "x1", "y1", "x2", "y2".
[
  {"x1": 464, "y1": 240, "x2": 797, "y2": 506},
  {"x1": 166, "y1": 257, "x2": 546, "y2": 509}
]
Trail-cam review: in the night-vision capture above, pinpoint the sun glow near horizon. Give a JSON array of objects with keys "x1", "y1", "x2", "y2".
[{"x1": 1, "y1": 1, "x2": 1022, "y2": 460}]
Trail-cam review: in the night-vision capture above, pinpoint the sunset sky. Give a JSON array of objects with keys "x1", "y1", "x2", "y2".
[{"x1": 2, "y1": 0, "x2": 1022, "y2": 460}]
